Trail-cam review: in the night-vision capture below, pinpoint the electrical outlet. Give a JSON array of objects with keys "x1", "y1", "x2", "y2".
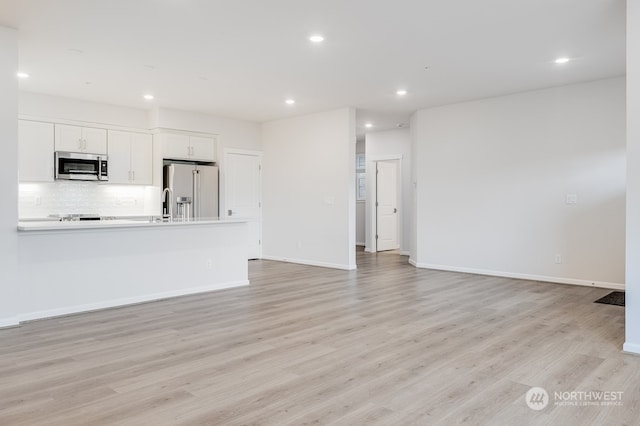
[
  {"x1": 555, "y1": 254, "x2": 563, "y2": 264},
  {"x1": 206, "y1": 259, "x2": 212, "y2": 269},
  {"x1": 35, "y1": 196, "x2": 42, "y2": 206},
  {"x1": 565, "y1": 194, "x2": 578, "y2": 204}
]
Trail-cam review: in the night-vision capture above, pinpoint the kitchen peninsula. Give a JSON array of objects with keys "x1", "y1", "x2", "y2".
[{"x1": 13, "y1": 218, "x2": 249, "y2": 326}]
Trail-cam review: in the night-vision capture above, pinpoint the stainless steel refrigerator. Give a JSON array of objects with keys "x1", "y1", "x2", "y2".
[{"x1": 163, "y1": 163, "x2": 219, "y2": 220}]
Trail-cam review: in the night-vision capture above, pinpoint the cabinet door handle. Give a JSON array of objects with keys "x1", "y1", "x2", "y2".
[{"x1": 132, "y1": 171, "x2": 135, "y2": 181}]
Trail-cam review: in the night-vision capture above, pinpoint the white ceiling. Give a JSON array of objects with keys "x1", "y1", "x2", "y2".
[{"x1": 0, "y1": 0, "x2": 626, "y2": 135}]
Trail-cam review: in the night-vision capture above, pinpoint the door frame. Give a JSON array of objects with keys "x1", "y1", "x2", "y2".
[
  {"x1": 223, "y1": 148, "x2": 263, "y2": 258},
  {"x1": 365, "y1": 154, "x2": 402, "y2": 253}
]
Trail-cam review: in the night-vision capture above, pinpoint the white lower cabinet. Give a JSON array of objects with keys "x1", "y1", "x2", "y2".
[
  {"x1": 107, "y1": 130, "x2": 153, "y2": 184},
  {"x1": 19, "y1": 120, "x2": 55, "y2": 182}
]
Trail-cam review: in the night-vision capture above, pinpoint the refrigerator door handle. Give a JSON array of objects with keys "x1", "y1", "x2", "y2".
[{"x1": 193, "y1": 169, "x2": 200, "y2": 219}]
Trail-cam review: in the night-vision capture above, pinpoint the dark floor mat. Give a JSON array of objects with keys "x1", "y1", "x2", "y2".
[{"x1": 594, "y1": 291, "x2": 625, "y2": 307}]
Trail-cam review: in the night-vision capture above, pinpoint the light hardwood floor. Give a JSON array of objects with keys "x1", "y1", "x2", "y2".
[{"x1": 0, "y1": 249, "x2": 637, "y2": 425}]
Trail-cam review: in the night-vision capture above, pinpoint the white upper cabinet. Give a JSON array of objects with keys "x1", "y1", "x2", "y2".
[
  {"x1": 130, "y1": 133, "x2": 153, "y2": 184},
  {"x1": 19, "y1": 120, "x2": 55, "y2": 182},
  {"x1": 55, "y1": 124, "x2": 107, "y2": 154},
  {"x1": 82, "y1": 127, "x2": 108, "y2": 154},
  {"x1": 190, "y1": 135, "x2": 216, "y2": 161},
  {"x1": 107, "y1": 130, "x2": 153, "y2": 185},
  {"x1": 107, "y1": 131, "x2": 132, "y2": 184},
  {"x1": 160, "y1": 132, "x2": 216, "y2": 162},
  {"x1": 161, "y1": 133, "x2": 191, "y2": 160}
]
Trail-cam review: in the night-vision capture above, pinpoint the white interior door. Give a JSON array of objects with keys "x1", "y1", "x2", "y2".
[
  {"x1": 376, "y1": 161, "x2": 399, "y2": 251},
  {"x1": 225, "y1": 152, "x2": 262, "y2": 259}
]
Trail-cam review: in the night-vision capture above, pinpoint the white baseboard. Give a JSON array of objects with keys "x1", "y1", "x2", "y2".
[
  {"x1": 262, "y1": 255, "x2": 357, "y2": 271},
  {"x1": 399, "y1": 251, "x2": 410, "y2": 256},
  {"x1": 408, "y1": 258, "x2": 417, "y2": 267},
  {"x1": 411, "y1": 262, "x2": 625, "y2": 291},
  {"x1": 356, "y1": 242, "x2": 365, "y2": 247},
  {"x1": 16, "y1": 280, "x2": 250, "y2": 324},
  {"x1": 0, "y1": 317, "x2": 20, "y2": 329},
  {"x1": 623, "y1": 342, "x2": 640, "y2": 355},
  {"x1": 364, "y1": 247, "x2": 375, "y2": 253}
]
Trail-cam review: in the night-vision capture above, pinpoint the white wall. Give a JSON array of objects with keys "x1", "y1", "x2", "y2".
[
  {"x1": 364, "y1": 128, "x2": 412, "y2": 254},
  {"x1": 0, "y1": 26, "x2": 19, "y2": 327},
  {"x1": 626, "y1": 0, "x2": 640, "y2": 354},
  {"x1": 18, "y1": 94, "x2": 262, "y2": 151},
  {"x1": 412, "y1": 77, "x2": 626, "y2": 288},
  {"x1": 262, "y1": 108, "x2": 356, "y2": 270},
  {"x1": 20, "y1": 92, "x2": 149, "y2": 129},
  {"x1": 356, "y1": 140, "x2": 365, "y2": 245},
  {"x1": 152, "y1": 107, "x2": 261, "y2": 152}
]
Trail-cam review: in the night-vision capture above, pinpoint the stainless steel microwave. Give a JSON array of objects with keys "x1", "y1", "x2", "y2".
[{"x1": 55, "y1": 151, "x2": 109, "y2": 181}]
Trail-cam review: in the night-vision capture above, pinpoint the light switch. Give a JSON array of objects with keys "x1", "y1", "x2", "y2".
[{"x1": 565, "y1": 194, "x2": 578, "y2": 204}]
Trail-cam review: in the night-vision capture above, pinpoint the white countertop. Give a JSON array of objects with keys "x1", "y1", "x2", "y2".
[{"x1": 18, "y1": 217, "x2": 247, "y2": 232}]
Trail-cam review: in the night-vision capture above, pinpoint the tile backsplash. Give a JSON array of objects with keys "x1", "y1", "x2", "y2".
[{"x1": 19, "y1": 182, "x2": 161, "y2": 219}]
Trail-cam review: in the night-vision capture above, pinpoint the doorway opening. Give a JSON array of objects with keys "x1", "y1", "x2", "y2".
[
  {"x1": 360, "y1": 154, "x2": 403, "y2": 261},
  {"x1": 375, "y1": 159, "x2": 400, "y2": 252}
]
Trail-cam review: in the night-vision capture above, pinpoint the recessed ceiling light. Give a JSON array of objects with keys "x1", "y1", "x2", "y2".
[
  {"x1": 365, "y1": 123, "x2": 373, "y2": 128},
  {"x1": 17, "y1": 72, "x2": 29, "y2": 79},
  {"x1": 396, "y1": 90, "x2": 408, "y2": 96},
  {"x1": 143, "y1": 94, "x2": 154, "y2": 100},
  {"x1": 309, "y1": 35, "x2": 325, "y2": 43},
  {"x1": 285, "y1": 99, "x2": 295, "y2": 105},
  {"x1": 554, "y1": 57, "x2": 570, "y2": 64}
]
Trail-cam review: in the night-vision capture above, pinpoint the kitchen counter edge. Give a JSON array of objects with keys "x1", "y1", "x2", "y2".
[{"x1": 17, "y1": 218, "x2": 248, "y2": 232}]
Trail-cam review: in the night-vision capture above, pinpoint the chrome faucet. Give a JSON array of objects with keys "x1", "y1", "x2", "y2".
[{"x1": 161, "y1": 187, "x2": 174, "y2": 221}]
